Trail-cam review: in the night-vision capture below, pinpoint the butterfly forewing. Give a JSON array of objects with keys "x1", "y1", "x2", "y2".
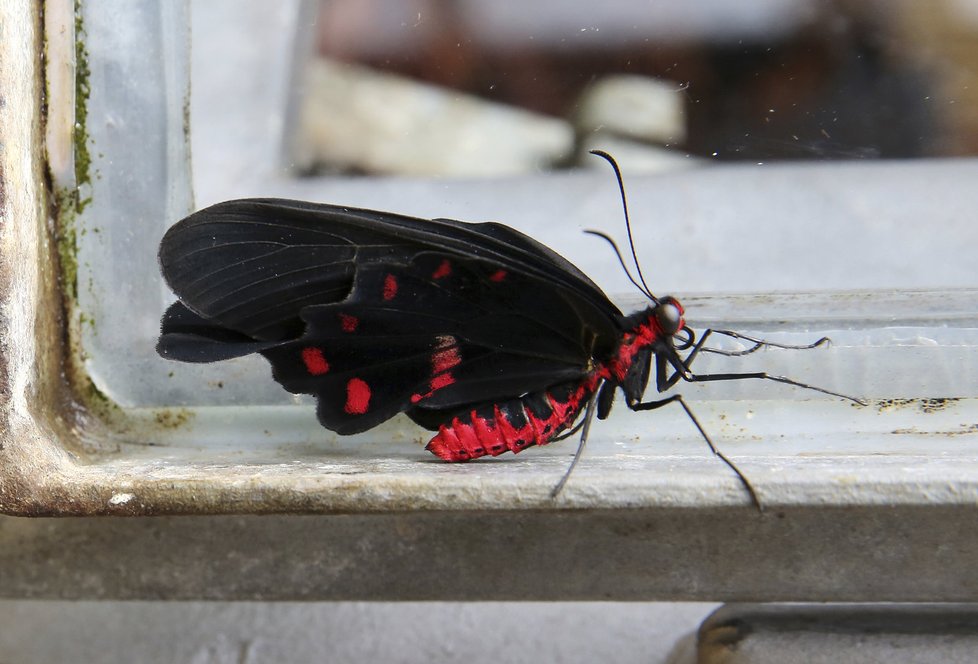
[{"x1": 160, "y1": 200, "x2": 622, "y2": 342}]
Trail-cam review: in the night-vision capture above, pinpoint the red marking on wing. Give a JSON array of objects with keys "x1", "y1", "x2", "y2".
[
  {"x1": 383, "y1": 274, "x2": 398, "y2": 300},
  {"x1": 489, "y1": 269, "x2": 507, "y2": 282},
  {"x1": 344, "y1": 378, "x2": 371, "y2": 414},
  {"x1": 430, "y1": 372, "x2": 455, "y2": 391},
  {"x1": 300, "y1": 347, "x2": 330, "y2": 375},
  {"x1": 409, "y1": 369, "x2": 456, "y2": 405},
  {"x1": 339, "y1": 313, "x2": 359, "y2": 332},
  {"x1": 432, "y1": 345, "x2": 461, "y2": 374},
  {"x1": 432, "y1": 259, "x2": 452, "y2": 279}
]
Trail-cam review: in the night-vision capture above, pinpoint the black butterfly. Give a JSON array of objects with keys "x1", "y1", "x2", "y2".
[{"x1": 158, "y1": 152, "x2": 859, "y2": 506}]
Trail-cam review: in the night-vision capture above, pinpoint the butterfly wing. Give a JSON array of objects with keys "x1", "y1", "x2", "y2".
[
  {"x1": 158, "y1": 198, "x2": 623, "y2": 434},
  {"x1": 260, "y1": 252, "x2": 618, "y2": 433},
  {"x1": 158, "y1": 198, "x2": 618, "y2": 342}
]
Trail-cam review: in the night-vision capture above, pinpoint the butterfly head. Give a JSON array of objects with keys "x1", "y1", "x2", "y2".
[{"x1": 653, "y1": 296, "x2": 685, "y2": 337}]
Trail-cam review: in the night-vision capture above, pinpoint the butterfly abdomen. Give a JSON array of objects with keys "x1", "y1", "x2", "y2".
[{"x1": 425, "y1": 380, "x2": 596, "y2": 461}]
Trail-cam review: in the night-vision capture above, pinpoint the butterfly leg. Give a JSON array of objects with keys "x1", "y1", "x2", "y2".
[
  {"x1": 696, "y1": 329, "x2": 830, "y2": 357},
  {"x1": 655, "y1": 335, "x2": 864, "y2": 404},
  {"x1": 629, "y1": 393, "x2": 762, "y2": 510},
  {"x1": 671, "y1": 328, "x2": 829, "y2": 368},
  {"x1": 551, "y1": 417, "x2": 587, "y2": 442},
  {"x1": 550, "y1": 392, "x2": 598, "y2": 498}
]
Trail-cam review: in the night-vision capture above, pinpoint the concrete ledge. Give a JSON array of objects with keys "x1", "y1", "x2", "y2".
[{"x1": 1, "y1": 506, "x2": 976, "y2": 601}]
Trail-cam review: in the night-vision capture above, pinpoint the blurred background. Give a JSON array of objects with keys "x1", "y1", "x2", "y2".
[{"x1": 288, "y1": 0, "x2": 978, "y2": 178}]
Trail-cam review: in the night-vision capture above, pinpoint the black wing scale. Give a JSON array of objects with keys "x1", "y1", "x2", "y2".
[{"x1": 158, "y1": 198, "x2": 625, "y2": 434}]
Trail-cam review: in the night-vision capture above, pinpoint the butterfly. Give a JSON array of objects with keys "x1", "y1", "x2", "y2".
[{"x1": 157, "y1": 152, "x2": 860, "y2": 506}]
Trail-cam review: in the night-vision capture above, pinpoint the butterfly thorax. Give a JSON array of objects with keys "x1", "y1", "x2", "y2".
[
  {"x1": 607, "y1": 297, "x2": 685, "y2": 377},
  {"x1": 606, "y1": 309, "x2": 660, "y2": 383}
]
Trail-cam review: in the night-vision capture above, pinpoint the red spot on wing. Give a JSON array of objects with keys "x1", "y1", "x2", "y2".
[
  {"x1": 409, "y1": 370, "x2": 456, "y2": 405},
  {"x1": 339, "y1": 313, "x2": 359, "y2": 332},
  {"x1": 383, "y1": 274, "x2": 398, "y2": 300},
  {"x1": 430, "y1": 372, "x2": 455, "y2": 391},
  {"x1": 301, "y1": 347, "x2": 330, "y2": 375},
  {"x1": 432, "y1": 259, "x2": 452, "y2": 279},
  {"x1": 344, "y1": 378, "x2": 371, "y2": 414},
  {"x1": 432, "y1": 346, "x2": 461, "y2": 374},
  {"x1": 489, "y1": 269, "x2": 507, "y2": 282}
]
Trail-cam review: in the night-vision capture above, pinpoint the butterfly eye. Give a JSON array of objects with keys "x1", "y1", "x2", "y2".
[{"x1": 655, "y1": 299, "x2": 683, "y2": 335}]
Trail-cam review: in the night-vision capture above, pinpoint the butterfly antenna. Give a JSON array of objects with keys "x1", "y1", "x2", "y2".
[
  {"x1": 584, "y1": 230, "x2": 652, "y2": 299},
  {"x1": 590, "y1": 150, "x2": 656, "y2": 302}
]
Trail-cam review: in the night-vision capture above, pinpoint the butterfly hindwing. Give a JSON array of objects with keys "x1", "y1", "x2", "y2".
[
  {"x1": 156, "y1": 301, "x2": 282, "y2": 362},
  {"x1": 259, "y1": 253, "x2": 615, "y2": 434}
]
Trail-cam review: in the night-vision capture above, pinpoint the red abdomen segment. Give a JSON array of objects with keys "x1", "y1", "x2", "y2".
[{"x1": 425, "y1": 380, "x2": 595, "y2": 461}]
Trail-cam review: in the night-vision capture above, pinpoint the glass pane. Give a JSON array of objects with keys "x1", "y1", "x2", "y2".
[{"x1": 65, "y1": 0, "x2": 978, "y2": 454}]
